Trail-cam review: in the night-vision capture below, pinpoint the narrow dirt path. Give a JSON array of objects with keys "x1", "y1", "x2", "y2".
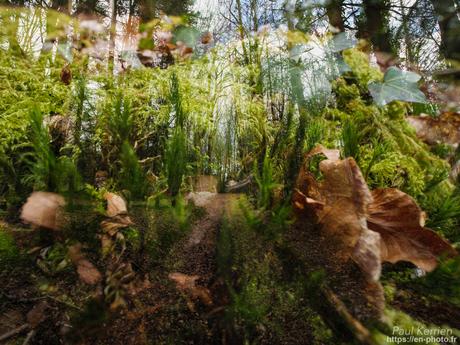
[
  {"x1": 100, "y1": 192, "x2": 240, "y2": 345},
  {"x1": 172, "y1": 192, "x2": 239, "y2": 285}
]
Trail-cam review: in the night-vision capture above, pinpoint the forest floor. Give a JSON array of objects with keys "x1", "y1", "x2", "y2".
[
  {"x1": 0, "y1": 192, "x2": 241, "y2": 344},
  {"x1": 1, "y1": 191, "x2": 460, "y2": 344}
]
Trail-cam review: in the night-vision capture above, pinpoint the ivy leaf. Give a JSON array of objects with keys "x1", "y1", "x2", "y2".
[
  {"x1": 368, "y1": 67, "x2": 427, "y2": 106},
  {"x1": 327, "y1": 32, "x2": 357, "y2": 53}
]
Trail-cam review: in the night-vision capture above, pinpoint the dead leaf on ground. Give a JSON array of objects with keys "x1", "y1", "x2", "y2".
[
  {"x1": 68, "y1": 244, "x2": 102, "y2": 285},
  {"x1": 367, "y1": 188, "x2": 457, "y2": 272},
  {"x1": 100, "y1": 216, "x2": 133, "y2": 236},
  {"x1": 168, "y1": 272, "x2": 213, "y2": 306},
  {"x1": 293, "y1": 147, "x2": 372, "y2": 263},
  {"x1": 407, "y1": 112, "x2": 460, "y2": 147},
  {"x1": 104, "y1": 193, "x2": 128, "y2": 217},
  {"x1": 293, "y1": 146, "x2": 458, "y2": 280},
  {"x1": 26, "y1": 301, "x2": 48, "y2": 328},
  {"x1": 21, "y1": 192, "x2": 66, "y2": 230},
  {"x1": 76, "y1": 259, "x2": 102, "y2": 285}
]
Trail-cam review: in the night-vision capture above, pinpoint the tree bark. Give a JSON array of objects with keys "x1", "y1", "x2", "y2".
[
  {"x1": 430, "y1": 0, "x2": 460, "y2": 61},
  {"x1": 359, "y1": 0, "x2": 394, "y2": 54},
  {"x1": 326, "y1": 0, "x2": 345, "y2": 32}
]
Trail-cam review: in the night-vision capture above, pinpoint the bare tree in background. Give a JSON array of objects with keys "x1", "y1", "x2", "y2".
[{"x1": 430, "y1": 0, "x2": 460, "y2": 61}]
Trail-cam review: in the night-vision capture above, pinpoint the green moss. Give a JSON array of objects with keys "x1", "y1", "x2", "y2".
[
  {"x1": 329, "y1": 75, "x2": 450, "y2": 200},
  {"x1": 0, "y1": 226, "x2": 19, "y2": 268},
  {"x1": 342, "y1": 48, "x2": 383, "y2": 87},
  {"x1": 417, "y1": 256, "x2": 460, "y2": 306},
  {"x1": 367, "y1": 151, "x2": 426, "y2": 196},
  {"x1": 332, "y1": 78, "x2": 361, "y2": 109},
  {"x1": 383, "y1": 283, "x2": 397, "y2": 303},
  {"x1": 386, "y1": 101, "x2": 408, "y2": 120}
]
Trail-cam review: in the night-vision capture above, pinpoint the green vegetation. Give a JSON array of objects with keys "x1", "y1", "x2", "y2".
[{"x1": 0, "y1": 2, "x2": 459, "y2": 345}]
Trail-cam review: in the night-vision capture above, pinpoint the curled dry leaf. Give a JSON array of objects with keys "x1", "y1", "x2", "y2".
[
  {"x1": 294, "y1": 147, "x2": 372, "y2": 263},
  {"x1": 293, "y1": 145, "x2": 457, "y2": 281},
  {"x1": 100, "y1": 216, "x2": 133, "y2": 236},
  {"x1": 21, "y1": 192, "x2": 66, "y2": 230},
  {"x1": 168, "y1": 272, "x2": 213, "y2": 306},
  {"x1": 352, "y1": 229, "x2": 382, "y2": 282},
  {"x1": 104, "y1": 193, "x2": 128, "y2": 217},
  {"x1": 367, "y1": 188, "x2": 457, "y2": 272}
]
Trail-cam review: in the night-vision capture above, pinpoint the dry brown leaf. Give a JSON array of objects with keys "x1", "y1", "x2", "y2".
[
  {"x1": 26, "y1": 301, "x2": 48, "y2": 328},
  {"x1": 367, "y1": 188, "x2": 457, "y2": 271},
  {"x1": 352, "y1": 229, "x2": 382, "y2": 282},
  {"x1": 294, "y1": 146, "x2": 457, "y2": 280},
  {"x1": 100, "y1": 216, "x2": 133, "y2": 236},
  {"x1": 68, "y1": 244, "x2": 102, "y2": 285},
  {"x1": 168, "y1": 272, "x2": 213, "y2": 306},
  {"x1": 100, "y1": 234, "x2": 114, "y2": 256},
  {"x1": 76, "y1": 259, "x2": 102, "y2": 285},
  {"x1": 21, "y1": 192, "x2": 66, "y2": 230},
  {"x1": 104, "y1": 193, "x2": 128, "y2": 217},
  {"x1": 294, "y1": 148, "x2": 372, "y2": 263},
  {"x1": 407, "y1": 112, "x2": 460, "y2": 147}
]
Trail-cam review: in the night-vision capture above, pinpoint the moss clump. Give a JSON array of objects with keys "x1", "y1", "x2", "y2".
[
  {"x1": 342, "y1": 48, "x2": 383, "y2": 87},
  {"x1": 0, "y1": 226, "x2": 19, "y2": 268},
  {"x1": 366, "y1": 151, "x2": 426, "y2": 196},
  {"x1": 329, "y1": 73, "x2": 450, "y2": 200}
]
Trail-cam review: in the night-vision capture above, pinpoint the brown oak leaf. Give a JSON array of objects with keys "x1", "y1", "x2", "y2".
[
  {"x1": 294, "y1": 146, "x2": 457, "y2": 280},
  {"x1": 168, "y1": 272, "x2": 213, "y2": 306},
  {"x1": 21, "y1": 192, "x2": 66, "y2": 230},
  {"x1": 367, "y1": 188, "x2": 457, "y2": 272},
  {"x1": 104, "y1": 192, "x2": 128, "y2": 217},
  {"x1": 68, "y1": 244, "x2": 102, "y2": 285}
]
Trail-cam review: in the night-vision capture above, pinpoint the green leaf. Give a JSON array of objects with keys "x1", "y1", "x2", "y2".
[
  {"x1": 368, "y1": 67, "x2": 427, "y2": 106},
  {"x1": 327, "y1": 32, "x2": 357, "y2": 53}
]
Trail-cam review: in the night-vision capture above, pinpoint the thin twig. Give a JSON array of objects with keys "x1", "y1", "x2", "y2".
[
  {"x1": 0, "y1": 324, "x2": 29, "y2": 342},
  {"x1": 22, "y1": 330, "x2": 36, "y2": 345}
]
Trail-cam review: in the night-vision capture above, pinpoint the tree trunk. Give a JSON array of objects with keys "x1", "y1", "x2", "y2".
[
  {"x1": 326, "y1": 0, "x2": 345, "y2": 32},
  {"x1": 359, "y1": 0, "x2": 394, "y2": 54},
  {"x1": 430, "y1": 0, "x2": 460, "y2": 61}
]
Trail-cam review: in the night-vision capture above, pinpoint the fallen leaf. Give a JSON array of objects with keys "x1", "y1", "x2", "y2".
[
  {"x1": 294, "y1": 146, "x2": 457, "y2": 279},
  {"x1": 100, "y1": 216, "x2": 133, "y2": 236},
  {"x1": 26, "y1": 301, "x2": 48, "y2": 328},
  {"x1": 407, "y1": 112, "x2": 460, "y2": 147},
  {"x1": 104, "y1": 193, "x2": 128, "y2": 217},
  {"x1": 367, "y1": 188, "x2": 457, "y2": 272},
  {"x1": 169, "y1": 272, "x2": 212, "y2": 306},
  {"x1": 21, "y1": 192, "x2": 66, "y2": 230},
  {"x1": 76, "y1": 259, "x2": 102, "y2": 285},
  {"x1": 352, "y1": 228, "x2": 382, "y2": 282},
  {"x1": 68, "y1": 244, "x2": 102, "y2": 285},
  {"x1": 294, "y1": 147, "x2": 372, "y2": 263}
]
